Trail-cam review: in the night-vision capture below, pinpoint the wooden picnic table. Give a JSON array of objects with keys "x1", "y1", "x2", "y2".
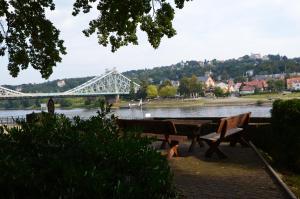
[{"x1": 164, "y1": 119, "x2": 212, "y2": 152}]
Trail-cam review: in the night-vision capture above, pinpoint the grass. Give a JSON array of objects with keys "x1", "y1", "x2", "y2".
[
  {"x1": 281, "y1": 172, "x2": 300, "y2": 198},
  {"x1": 259, "y1": 149, "x2": 300, "y2": 198},
  {"x1": 241, "y1": 92, "x2": 300, "y2": 100},
  {"x1": 147, "y1": 99, "x2": 204, "y2": 108}
]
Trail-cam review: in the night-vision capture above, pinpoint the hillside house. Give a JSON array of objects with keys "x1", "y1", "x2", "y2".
[
  {"x1": 215, "y1": 82, "x2": 228, "y2": 93},
  {"x1": 234, "y1": 83, "x2": 242, "y2": 92},
  {"x1": 227, "y1": 80, "x2": 235, "y2": 93},
  {"x1": 243, "y1": 80, "x2": 268, "y2": 91},
  {"x1": 57, "y1": 80, "x2": 66, "y2": 88},
  {"x1": 253, "y1": 74, "x2": 285, "y2": 81},
  {"x1": 246, "y1": 70, "x2": 254, "y2": 77},
  {"x1": 197, "y1": 75, "x2": 215, "y2": 88},
  {"x1": 171, "y1": 80, "x2": 180, "y2": 87},
  {"x1": 287, "y1": 77, "x2": 300, "y2": 91},
  {"x1": 240, "y1": 85, "x2": 255, "y2": 95}
]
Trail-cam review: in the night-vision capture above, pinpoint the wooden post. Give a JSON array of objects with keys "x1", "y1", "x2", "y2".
[{"x1": 47, "y1": 97, "x2": 55, "y2": 114}]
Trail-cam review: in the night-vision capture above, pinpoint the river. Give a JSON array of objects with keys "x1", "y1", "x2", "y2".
[{"x1": 0, "y1": 105, "x2": 272, "y2": 119}]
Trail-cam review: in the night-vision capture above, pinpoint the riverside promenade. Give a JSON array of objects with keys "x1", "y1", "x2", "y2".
[{"x1": 168, "y1": 142, "x2": 289, "y2": 199}]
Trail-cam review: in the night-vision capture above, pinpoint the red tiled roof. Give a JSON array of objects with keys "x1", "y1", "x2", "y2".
[
  {"x1": 240, "y1": 85, "x2": 255, "y2": 91},
  {"x1": 287, "y1": 77, "x2": 300, "y2": 84},
  {"x1": 243, "y1": 80, "x2": 267, "y2": 89}
]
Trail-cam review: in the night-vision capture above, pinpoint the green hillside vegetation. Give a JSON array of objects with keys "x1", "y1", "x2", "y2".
[
  {"x1": 2, "y1": 54, "x2": 300, "y2": 94},
  {"x1": 124, "y1": 55, "x2": 300, "y2": 84},
  {"x1": 3, "y1": 76, "x2": 94, "y2": 93}
]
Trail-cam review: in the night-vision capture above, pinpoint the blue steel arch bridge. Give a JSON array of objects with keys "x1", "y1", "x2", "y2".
[{"x1": 0, "y1": 70, "x2": 140, "y2": 100}]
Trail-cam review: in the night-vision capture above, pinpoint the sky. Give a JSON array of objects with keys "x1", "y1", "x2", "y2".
[{"x1": 1, "y1": 0, "x2": 300, "y2": 85}]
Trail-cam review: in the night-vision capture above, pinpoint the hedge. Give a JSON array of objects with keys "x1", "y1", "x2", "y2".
[
  {"x1": 0, "y1": 102, "x2": 176, "y2": 199},
  {"x1": 270, "y1": 99, "x2": 300, "y2": 172}
]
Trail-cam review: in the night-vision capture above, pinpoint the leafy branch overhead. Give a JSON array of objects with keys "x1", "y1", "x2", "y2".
[
  {"x1": 0, "y1": 0, "x2": 190, "y2": 79},
  {"x1": 0, "y1": 0, "x2": 66, "y2": 79},
  {"x1": 72, "y1": 0, "x2": 190, "y2": 52}
]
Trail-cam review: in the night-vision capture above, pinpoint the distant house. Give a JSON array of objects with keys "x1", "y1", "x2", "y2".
[
  {"x1": 253, "y1": 75, "x2": 268, "y2": 81},
  {"x1": 215, "y1": 82, "x2": 228, "y2": 93},
  {"x1": 250, "y1": 53, "x2": 261, "y2": 59},
  {"x1": 171, "y1": 80, "x2": 180, "y2": 87},
  {"x1": 262, "y1": 55, "x2": 270, "y2": 61},
  {"x1": 253, "y1": 74, "x2": 285, "y2": 81},
  {"x1": 227, "y1": 80, "x2": 235, "y2": 93},
  {"x1": 234, "y1": 83, "x2": 242, "y2": 92},
  {"x1": 246, "y1": 70, "x2": 254, "y2": 77},
  {"x1": 16, "y1": 87, "x2": 22, "y2": 92},
  {"x1": 197, "y1": 75, "x2": 215, "y2": 88},
  {"x1": 243, "y1": 80, "x2": 268, "y2": 91},
  {"x1": 57, "y1": 80, "x2": 66, "y2": 88},
  {"x1": 287, "y1": 77, "x2": 300, "y2": 91},
  {"x1": 240, "y1": 85, "x2": 255, "y2": 95}
]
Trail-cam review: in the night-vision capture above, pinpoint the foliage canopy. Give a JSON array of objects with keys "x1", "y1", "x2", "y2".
[
  {"x1": 0, "y1": 0, "x2": 190, "y2": 78},
  {"x1": 146, "y1": 84, "x2": 158, "y2": 98},
  {"x1": 159, "y1": 85, "x2": 177, "y2": 97}
]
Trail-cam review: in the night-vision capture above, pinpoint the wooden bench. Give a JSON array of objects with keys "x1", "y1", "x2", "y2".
[
  {"x1": 117, "y1": 119, "x2": 186, "y2": 158},
  {"x1": 199, "y1": 112, "x2": 251, "y2": 158}
]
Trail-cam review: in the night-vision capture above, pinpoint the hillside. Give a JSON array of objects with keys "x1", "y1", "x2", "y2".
[
  {"x1": 2, "y1": 54, "x2": 300, "y2": 93},
  {"x1": 124, "y1": 54, "x2": 300, "y2": 84}
]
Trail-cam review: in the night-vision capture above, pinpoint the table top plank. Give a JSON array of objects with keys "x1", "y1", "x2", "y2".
[{"x1": 164, "y1": 119, "x2": 212, "y2": 127}]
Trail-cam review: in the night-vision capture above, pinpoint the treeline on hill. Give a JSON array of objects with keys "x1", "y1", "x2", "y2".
[
  {"x1": 124, "y1": 55, "x2": 300, "y2": 84},
  {"x1": 4, "y1": 76, "x2": 94, "y2": 93}
]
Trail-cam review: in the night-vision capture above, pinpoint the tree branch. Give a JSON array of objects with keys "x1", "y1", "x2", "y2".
[
  {"x1": 0, "y1": 20, "x2": 6, "y2": 36},
  {"x1": 152, "y1": 0, "x2": 156, "y2": 17}
]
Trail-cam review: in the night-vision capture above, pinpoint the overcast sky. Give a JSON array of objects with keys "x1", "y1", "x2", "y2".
[{"x1": 1, "y1": 0, "x2": 300, "y2": 85}]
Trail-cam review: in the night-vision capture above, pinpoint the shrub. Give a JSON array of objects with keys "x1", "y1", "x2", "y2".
[
  {"x1": 271, "y1": 99, "x2": 300, "y2": 172},
  {"x1": 0, "y1": 102, "x2": 176, "y2": 198}
]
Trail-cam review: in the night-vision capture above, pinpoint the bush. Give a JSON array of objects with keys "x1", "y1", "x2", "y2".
[
  {"x1": 0, "y1": 102, "x2": 176, "y2": 198},
  {"x1": 57, "y1": 98, "x2": 72, "y2": 108},
  {"x1": 270, "y1": 99, "x2": 300, "y2": 172}
]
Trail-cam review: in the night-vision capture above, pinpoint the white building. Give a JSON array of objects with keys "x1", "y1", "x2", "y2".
[
  {"x1": 292, "y1": 82, "x2": 300, "y2": 91},
  {"x1": 246, "y1": 70, "x2": 254, "y2": 77},
  {"x1": 57, "y1": 80, "x2": 66, "y2": 88},
  {"x1": 171, "y1": 80, "x2": 180, "y2": 87},
  {"x1": 250, "y1": 53, "x2": 261, "y2": 59},
  {"x1": 262, "y1": 55, "x2": 270, "y2": 60},
  {"x1": 215, "y1": 82, "x2": 228, "y2": 92}
]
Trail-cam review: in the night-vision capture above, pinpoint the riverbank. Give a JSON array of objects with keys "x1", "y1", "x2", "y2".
[
  {"x1": 116, "y1": 92, "x2": 300, "y2": 109},
  {"x1": 117, "y1": 97, "x2": 271, "y2": 109}
]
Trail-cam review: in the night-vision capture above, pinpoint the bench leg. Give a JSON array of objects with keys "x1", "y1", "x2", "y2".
[
  {"x1": 197, "y1": 136, "x2": 205, "y2": 148},
  {"x1": 188, "y1": 136, "x2": 197, "y2": 152},
  {"x1": 189, "y1": 135, "x2": 204, "y2": 152},
  {"x1": 230, "y1": 134, "x2": 249, "y2": 147},
  {"x1": 239, "y1": 137, "x2": 250, "y2": 147},
  {"x1": 168, "y1": 140, "x2": 179, "y2": 159},
  {"x1": 160, "y1": 135, "x2": 170, "y2": 149},
  {"x1": 205, "y1": 141, "x2": 227, "y2": 159},
  {"x1": 230, "y1": 136, "x2": 239, "y2": 147}
]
